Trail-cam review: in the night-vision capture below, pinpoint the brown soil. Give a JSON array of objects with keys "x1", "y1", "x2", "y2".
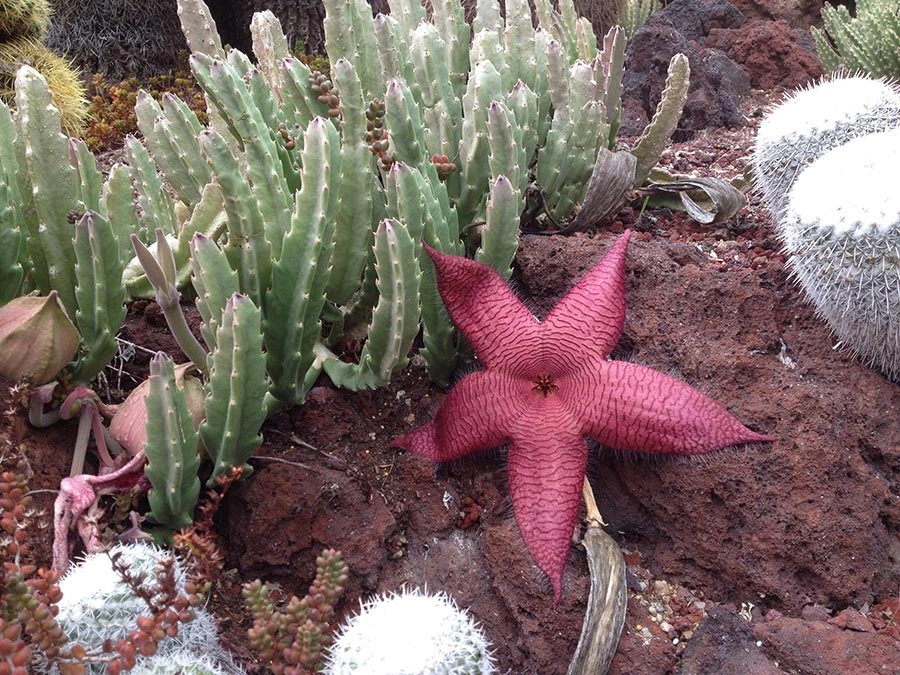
[{"x1": 5, "y1": 90, "x2": 900, "y2": 675}]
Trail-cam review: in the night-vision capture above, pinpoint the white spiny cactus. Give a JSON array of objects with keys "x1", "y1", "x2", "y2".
[
  {"x1": 47, "y1": 542, "x2": 243, "y2": 675},
  {"x1": 324, "y1": 588, "x2": 497, "y2": 675},
  {"x1": 754, "y1": 74, "x2": 900, "y2": 220},
  {"x1": 130, "y1": 650, "x2": 240, "y2": 675},
  {"x1": 779, "y1": 127, "x2": 900, "y2": 380}
]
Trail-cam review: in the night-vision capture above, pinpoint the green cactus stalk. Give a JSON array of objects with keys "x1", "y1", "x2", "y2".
[
  {"x1": 323, "y1": 0, "x2": 381, "y2": 100},
  {"x1": 190, "y1": 232, "x2": 240, "y2": 352},
  {"x1": 14, "y1": 65, "x2": 78, "y2": 318},
  {"x1": 321, "y1": 218, "x2": 421, "y2": 390},
  {"x1": 325, "y1": 58, "x2": 377, "y2": 306},
  {"x1": 778, "y1": 127, "x2": 900, "y2": 381},
  {"x1": 200, "y1": 293, "x2": 270, "y2": 484},
  {"x1": 265, "y1": 116, "x2": 342, "y2": 405},
  {"x1": 69, "y1": 211, "x2": 126, "y2": 383},
  {"x1": 630, "y1": 52, "x2": 690, "y2": 186},
  {"x1": 144, "y1": 352, "x2": 202, "y2": 531},
  {"x1": 176, "y1": 0, "x2": 225, "y2": 59},
  {"x1": 618, "y1": 0, "x2": 660, "y2": 39},
  {"x1": 753, "y1": 74, "x2": 900, "y2": 221},
  {"x1": 812, "y1": 0, "x2": 900, "y2": 78},
  {"x1": 102, "y1": 163, "x2": 143, "y2": 269},
  {"x1": 135, "y1": 91, "x2": 211, "y2": 208}
]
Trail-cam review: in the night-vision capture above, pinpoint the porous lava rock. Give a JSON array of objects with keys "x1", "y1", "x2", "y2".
[
  {"x1": 621, "y1": 0, "x2": 751, "y2": 138},
  {"x1": 728, "y1": 0, "x2": 825, "y2": 27},
  {"x1": 707, "y1": 19, "x2": 823, "y2": 89},
  {"x1": 754, "y1": 610, "x2": 900, "y2": 672}
]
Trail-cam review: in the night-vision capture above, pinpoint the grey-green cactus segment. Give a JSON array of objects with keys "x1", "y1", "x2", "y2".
[
  {"x1": 326, "y1": 58, "x2": 378, "y2": 306},
  {"x1": 176, "y1": 0, "x2": 226, "y2": 59},
  {"x1": 630, "y1": 52, "x2": 690, "y2": 186},
  {"x1": 779, "y1": 127, "x2": 900, "y2": 381},
  {"x1": 199, "y1": 129, "x2": 273, "y2": 308},
  {"x1": 14, "y1": 65, "x2": 78, "y2": 318},
  {"x1": 144, "y1": 352, "x2": 201, "y2": 531},
  {"x1": 125, "y1": 134, "x2": 178, "y2": 243},
  {"x1": 0, "y1": 182, "x2": 23, "y2": 306},
  {"x1": 619, "y1": 0, "x2": 661, "y2": 39},
  {"x1": 70, "y1": 212, "x2": 126, "y2": 383},
  {"x1": 266, "y1": 117, "x2": 342, "y2": 405},
  {"x1": 102, "y1": 163, "x2": 143, "y2": 269},
  {"x1": 322, "y1": 218, "x2": 421, "y2": 390},
  {"x1": 812, "y1": 0, "x2": 900, "y2": 78},
  {"x1": 136, "y1": 90, "x2": 211, "y2": 208},
  {"x1": 753, "y1": 75, "x2": 900, "y2": 220},
  {"x1": 476, "y1": 175, "x2": 520, "y2": 280},
  {"x1": 323, "y1": 0, "x2": 382, "y2": 100},
  {"x1": 201, "y1": 293, "x2": 269, "y2": 485},
  {"x1": 190, "y1": 231, "x2": 241, "y2": 352}
]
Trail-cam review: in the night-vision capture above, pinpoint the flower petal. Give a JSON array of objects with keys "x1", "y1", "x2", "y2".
[
  {"x1": 541, "y1": 231, "x2": 632, "y2": 372},
  {"x1": 573, "y1": 360, "x2": 776, "y2": 453},
  {"x1": 392, "y1": 370, "x2": 517, "y2": 461},
  {"x1": 424, "y1": 244, "x2": 541, "y2": 373},
  {"x1": 506, "y1": 430, "x2": 588, "y2": 604}
]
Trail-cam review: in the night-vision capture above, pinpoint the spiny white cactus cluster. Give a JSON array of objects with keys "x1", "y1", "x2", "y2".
[
  {"x1": 324, "y1": 588, "x2": 498, "y2": 675},
  {"x1": 754, "y1": 75, "x2": 900, "y2": 220},
  {"x1": 754, "y1": 74, "x2": 900, "y2": 381},
  {"x1": 45, "y1": 542, "x2": 243, "y2": 675}
]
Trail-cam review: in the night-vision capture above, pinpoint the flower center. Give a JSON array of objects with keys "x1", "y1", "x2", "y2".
[{"x1": 531, "y1": 373, "x2": 559, "y2": 397}]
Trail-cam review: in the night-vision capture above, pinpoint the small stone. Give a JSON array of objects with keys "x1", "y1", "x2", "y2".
[
  {"x1": 830, "y1": 608, "x2": 875, "y2": 633},
  {"x1": 659, "y1": 620, "x2": 674, "y2": 633},
  {"x1": 801, "y1": 604, "x2": 831, "y2": 622}
]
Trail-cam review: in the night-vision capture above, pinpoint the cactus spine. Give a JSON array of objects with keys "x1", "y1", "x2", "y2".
[
  {"x1": 324, "y1": 588, "x2": 497, "y2": 675},
  {"x1": 754, "y1": 75, "x2": 900, "y2": 221},
  {"x1": 778, "y1": 127, "x2": 900, "y2": 380},
  {"x1": 49, "y1": 542, "x2": 244, "y2": 675}
]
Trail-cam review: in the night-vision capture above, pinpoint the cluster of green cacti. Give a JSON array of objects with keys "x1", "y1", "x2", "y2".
[
  {"x1": 1, "y1": 0, "x2": 692, "y2": 542},
  {"x1": 46, "y1": 542, "x2": 245, "y2": 675},
  {"x1": 754, "y1": 74, "x2": 900, "y2": 381},
  {"x1": 0, "y1": 66, "x2": 129, "y2": 384},
  {"x1": 0, "y1": 0, "x2": 86, "y2": 136},
  {"x1": 618, "y1": 0, "x2": 660, "y2": 39},
  {"x1": 141, "y1": 0, "x2": 690, "y2": 397},
  {"x1": 812, "y1": 0, "x2": 900, "y2": 78}
]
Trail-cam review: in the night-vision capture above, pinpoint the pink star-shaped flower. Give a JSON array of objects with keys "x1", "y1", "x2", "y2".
[{"x1": 393, "y1": 230, "x2": 775, "y2": 601}]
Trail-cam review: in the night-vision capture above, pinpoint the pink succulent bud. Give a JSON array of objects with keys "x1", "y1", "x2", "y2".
[
  {"x1": 0, "y1": 292, "x2": 80, "y2": 384},
  {"x1": 109, "y1": 363, "x2": 206, "y2": 456}
]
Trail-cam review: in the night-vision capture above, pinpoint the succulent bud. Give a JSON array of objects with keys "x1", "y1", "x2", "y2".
[
  {"x1": 109, "y1": 364, "x2": 206, "y2": 456},
  {"x1": 0, "y1": 292, "x2": 80, "y2": 384}
]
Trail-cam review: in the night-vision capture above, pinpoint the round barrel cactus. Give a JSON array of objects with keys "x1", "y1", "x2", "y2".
[
  {"x1": 49, "y1": 542, "x2": 243, "y2": 675},
  {"x1": 754, "y1": 75, "x2": 900, "y2": 220},
  {"x1": 324, "y1": 588, "x2": 497, "y2": 675},
  {"x1": 779, "y1": 127, "x2": 900, "y2": 380}
]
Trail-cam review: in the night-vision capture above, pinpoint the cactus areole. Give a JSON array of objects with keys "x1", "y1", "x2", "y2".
[{"x1": 393, "y1": 231, "x2": 775, "y2": 601}]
